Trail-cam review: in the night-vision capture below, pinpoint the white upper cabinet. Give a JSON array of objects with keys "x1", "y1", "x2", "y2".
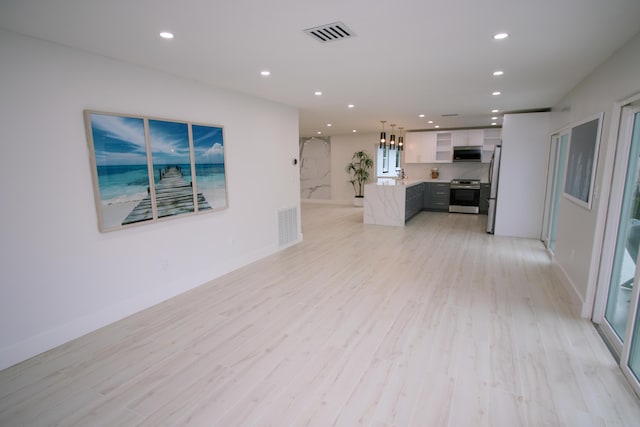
[
  {"x1": 403, "y1": 128, "x2": 500, "y2": 164},
  {"x1": 434, "y1": 132, "x2": 453, "y2": 162},
  {"x1": 404, "y1": 131, "x2": 436, "y2": 163},
  {"x1": 482, "y1": 128, "x2": 502, "y2": 163},
  {"x1": 468, "y1": 129, "x2": 484, "y2": 146},
  {"x1": 452, "y1": 129, "x2": 483, "y2": 146}
]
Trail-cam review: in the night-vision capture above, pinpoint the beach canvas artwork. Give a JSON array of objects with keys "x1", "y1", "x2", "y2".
[{"x1": 85, "y1": 111, "x2": 227, "y2": 232}]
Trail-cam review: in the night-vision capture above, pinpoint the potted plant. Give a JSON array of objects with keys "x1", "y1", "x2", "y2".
[{"x1": 345, "y1": 150, "x2": 374, "y2": 206}]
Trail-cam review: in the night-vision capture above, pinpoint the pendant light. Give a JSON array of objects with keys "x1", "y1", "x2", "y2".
[
  {"x1": 398, "y1": 127, "x2": 404, "y2": 151},
  {"x1": 379, "y1": 121, "x2": 387, "y2": 149},
  {"x1": 389, "y1": 124, "x2": 396, "y2": 150}
]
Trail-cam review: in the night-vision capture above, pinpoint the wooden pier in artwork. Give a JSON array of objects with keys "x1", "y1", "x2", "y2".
[{"x1": 122, "y1": 166, "x2": 211, "y2": 225}]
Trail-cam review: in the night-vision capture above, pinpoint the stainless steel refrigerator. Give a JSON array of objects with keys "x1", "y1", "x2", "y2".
[{"x1": 486, "y1": 144, "x2": 502, "y2": 234}]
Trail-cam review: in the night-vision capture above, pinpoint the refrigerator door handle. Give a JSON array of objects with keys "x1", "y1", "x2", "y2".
[{"x1": 488, "y1": 155, "x2": 494, "y2": 185}]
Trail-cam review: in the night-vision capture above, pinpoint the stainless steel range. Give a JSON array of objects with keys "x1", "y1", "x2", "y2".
[{"x1": 449, "y1": 179, "x2": 481, "y2": 214}]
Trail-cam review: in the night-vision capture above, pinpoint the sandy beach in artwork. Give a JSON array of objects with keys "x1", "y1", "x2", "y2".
[
  {"x1": 202, "y1": 187, "x2": 228, "y2": 210},
  {"x1": 100, "y1": 186, "x2": 227, "y2": 229},
  {"x1": 101, "y1": 200, "x2": 140, "y2": 229}
]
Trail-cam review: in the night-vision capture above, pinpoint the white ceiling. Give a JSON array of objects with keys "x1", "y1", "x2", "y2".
[{"x1": 1, "y1": 0, "x2": 639, "y2": 137}]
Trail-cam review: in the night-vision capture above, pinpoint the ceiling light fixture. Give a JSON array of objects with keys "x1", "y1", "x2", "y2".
[
  {"x1": 389, "y1": 124, "x2": 396, "y2": 150},
  {"x1": 159, "y1": 31, "x2": 174, "y2": 39},
  {"x1": 492, "y1": 109, "x2": 500, "y2": 113},
  {"x1": 327, "y1": 123, "x2": 332, "y2": 127},
  {"x1": 347, "y1": 104, "x2": 355, "y2": 108},
  {"x1": 314, "y1": 91, "x2": 322, "y2": 96},
  {"x1": 428, "y1": 120, "x2": 434, "y2": 124},
  {"x1": 352, "y1": 129, "x2": 357, "y2": 133},
  {"x1": 260, "y1": 70, "x2": 270, "y2": 76},
  {"x1": 492, "y1": 122, "x2": 498, "y2": 126},
  {"x1": 419, "y1": 114, "x2": 425, "y2": 118},
  {"x1": 493, "y1": 70, "x2": 504, "y2": 76},
  {"x1": 435, "y1": 125, "x2": 440, "y2": 128},
  {"x1": 494, "y1": 32, "x2": 509, "y2": 40},
  {"x1": 379, "y1": 121, "x2": 387, "y2": 149},
  {"x1": 398, "y1": 127, "x2": 404, "y2": 152},
  {"x1": 492, "y1": 91, "x2": 501, "y2": 96},
  {"x1": 492, "y1": 116, "x2": 498, "y2": 120}
]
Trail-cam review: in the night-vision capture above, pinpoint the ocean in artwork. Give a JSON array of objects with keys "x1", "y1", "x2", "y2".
[{"x1": 97, "y1": 163, "x2": 227, "y2": 206}]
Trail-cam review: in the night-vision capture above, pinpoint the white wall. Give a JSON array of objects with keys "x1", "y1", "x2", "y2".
[
  {"x1": 330, "y1": 133, "x2": 379, "y2": 203},
  {"x1": 550, "y1": 31, "x2": 640, "y2": 314},
  {"x1": 0, "y1": 30, "x2": 300, "y2": 369},
  {"x1": 495, "y1": 113, "x2": 551, "y2": 238}
]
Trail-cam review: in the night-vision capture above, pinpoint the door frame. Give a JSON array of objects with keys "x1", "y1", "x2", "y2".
[
  {"x1": 593, "y1": 94, "x2": 640, "y2": 359},
  {"x1": 541, "y1": 128, "x2": 570, "y2": 253}
]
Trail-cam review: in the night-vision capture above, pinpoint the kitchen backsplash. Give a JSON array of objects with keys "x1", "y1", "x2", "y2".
[{"x1": 403, "y1": 162, "x2": 490, "y2": 182}]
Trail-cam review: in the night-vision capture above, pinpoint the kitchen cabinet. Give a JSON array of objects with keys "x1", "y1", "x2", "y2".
[
  {"x1": 405, "y1": 183, "x2": 424, "y2": 221},
  {"x1": 479, "y1": 183, "x2": 490, "y2": 214},
  {"x1": 482, "y1": 128, "x2": 501, "y2": 163},
  {"x1": 402, "y1": 128, "x2": 501, "y2": 164},
  {"x1": 434, "y1": 132, "x2": 453, "y2": 162},
  {"x1": 404, "y1": 132, "x2": 436, "y2": 163},
  {"x1": 423, "y1": 182, "x2": 431, "y2": 209},
  {"x1": 424, "y1": 182, "x2": 450, "y2": 211},
  {"x1": 452, "y1": 129, "x2": 483, "y2": 147}
]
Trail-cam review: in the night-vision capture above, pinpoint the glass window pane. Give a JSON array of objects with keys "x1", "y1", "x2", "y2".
[
  {"x1": 606, "y1": 112, "x2": 640, "y2": 340},
  {"x1": 148, "y1": 120, "x2": 194, "y2": 218}
]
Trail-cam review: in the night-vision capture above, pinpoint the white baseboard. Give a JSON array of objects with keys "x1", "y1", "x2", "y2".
[
  {"x1": 552, "y1": 260, "x2": 588, "y2": 318},
  {"x1": 301, "y1": 198, "x2": 353, "y2": 206},
  {"x1": 0, "y1": 242, "x2": 283, "y2": 371}
]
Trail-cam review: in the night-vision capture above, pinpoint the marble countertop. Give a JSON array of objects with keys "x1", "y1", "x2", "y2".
[
  {"x1": 373, "y1": 178, "x2": 489, "y2": 186},
  {"x1": 373, "y1": 178, "x2": 451, "y2": 186}
]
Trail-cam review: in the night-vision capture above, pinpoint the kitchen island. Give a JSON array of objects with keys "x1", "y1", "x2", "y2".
[{"x1": 364, "y1": 178, "x2": 450, "y2": 226}]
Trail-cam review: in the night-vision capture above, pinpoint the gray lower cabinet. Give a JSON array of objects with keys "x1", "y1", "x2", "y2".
[
  {"x1": 480, "y1": 183, "x2": 490, "y2": 214},
  {"x1": 405, "y1": 183, "x2": 424, "y2": 221},
  {"x1": 424, "y1": 182, "x2": 450, "y2": 211}
]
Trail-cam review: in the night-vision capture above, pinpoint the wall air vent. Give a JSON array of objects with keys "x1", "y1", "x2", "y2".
[
  {"x1": 278, "y1": 206, "x2": 299, "y2": 248},
  {"x1": 303, "y1": 22, "x2": 355, "y2": 43}
]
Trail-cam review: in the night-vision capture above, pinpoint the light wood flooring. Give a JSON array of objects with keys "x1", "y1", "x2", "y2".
[{"x1": 1, "y1": 204, "x2": 640, "y2": 426}]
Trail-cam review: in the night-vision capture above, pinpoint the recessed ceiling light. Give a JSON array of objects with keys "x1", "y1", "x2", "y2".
[
  {"x1": 260, "y1": 70, "x2": 270, "y2": 76},
  {"x1": 492, "y1": 122, "x2": 498, "y2": 126},
  {"x1": 317, "y1": 131, "x2": 322, "y2": 134},
  {"x1": 492, "y1": 109, "x2": 500, "y2": 113},
  {"x1": 314, "y1": 91, "x2": 322, "y2": 96},
  {"x1": 419, "y1": 114, "x2": 425, "y2": 118},
  {"x1": 492, "y1": 116, "x2": 498, "y2": 120},
  {"x1": 352, "y1": 129, "x2": 357, "y2": 133},
  {"x1": 428, "y1": 120, "x2": 433, "y2": 124},
  {"x1": 494, "y1": 33, "x2": 508, "y2": 40},
  {"x1": 347, "y1": 104, "x2": 355, "y2": 108},
  {"x1": 159, "y1": 31, "x2": 174, "y2": 39},
  {"x1": 435, "y1": 125, "x2": 440, "y2": 128},
  {"x1": 492, "y1": 91, "x2": 501, "y2": 96},
  {"x1": 493, "y1": 70, "x2": 504, "y2": 76},
  {"x1": 327, "y1": 123, "x2": 332, "y2": 127}
]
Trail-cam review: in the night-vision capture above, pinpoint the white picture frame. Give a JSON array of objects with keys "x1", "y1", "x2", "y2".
[{"x1": 563, "y1": 112, "x2": 603, "y2": 210}]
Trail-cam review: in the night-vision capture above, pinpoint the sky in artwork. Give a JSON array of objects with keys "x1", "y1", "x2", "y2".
[
  {"x1": 193, "y1": 124, "x2": 224, "y2": 164},
  {"x1": 148, "y1": 119, "x2": 191, "y2": 165},
  {"x1": 90, "y1": 114, "x2": 146, "y2": 166},
  {"x1": 90, "y1": 114, "x2": 224, "y2": 166}
]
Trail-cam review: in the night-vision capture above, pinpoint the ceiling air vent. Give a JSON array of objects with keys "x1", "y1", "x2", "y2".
[{"x1": 303, "y1": 22, "x2": 355, "y2": 43}]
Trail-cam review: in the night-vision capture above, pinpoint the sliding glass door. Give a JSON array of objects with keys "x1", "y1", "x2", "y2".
[
  {"x1": 618, "y1": 108, "x2": 640, "y2": 395},
  {"x1": 603, "y1": 111, "x2": 640, "y2": 341},
  {"x1": 596, "y1": 103, "x2": 640, "y2": 396}
]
